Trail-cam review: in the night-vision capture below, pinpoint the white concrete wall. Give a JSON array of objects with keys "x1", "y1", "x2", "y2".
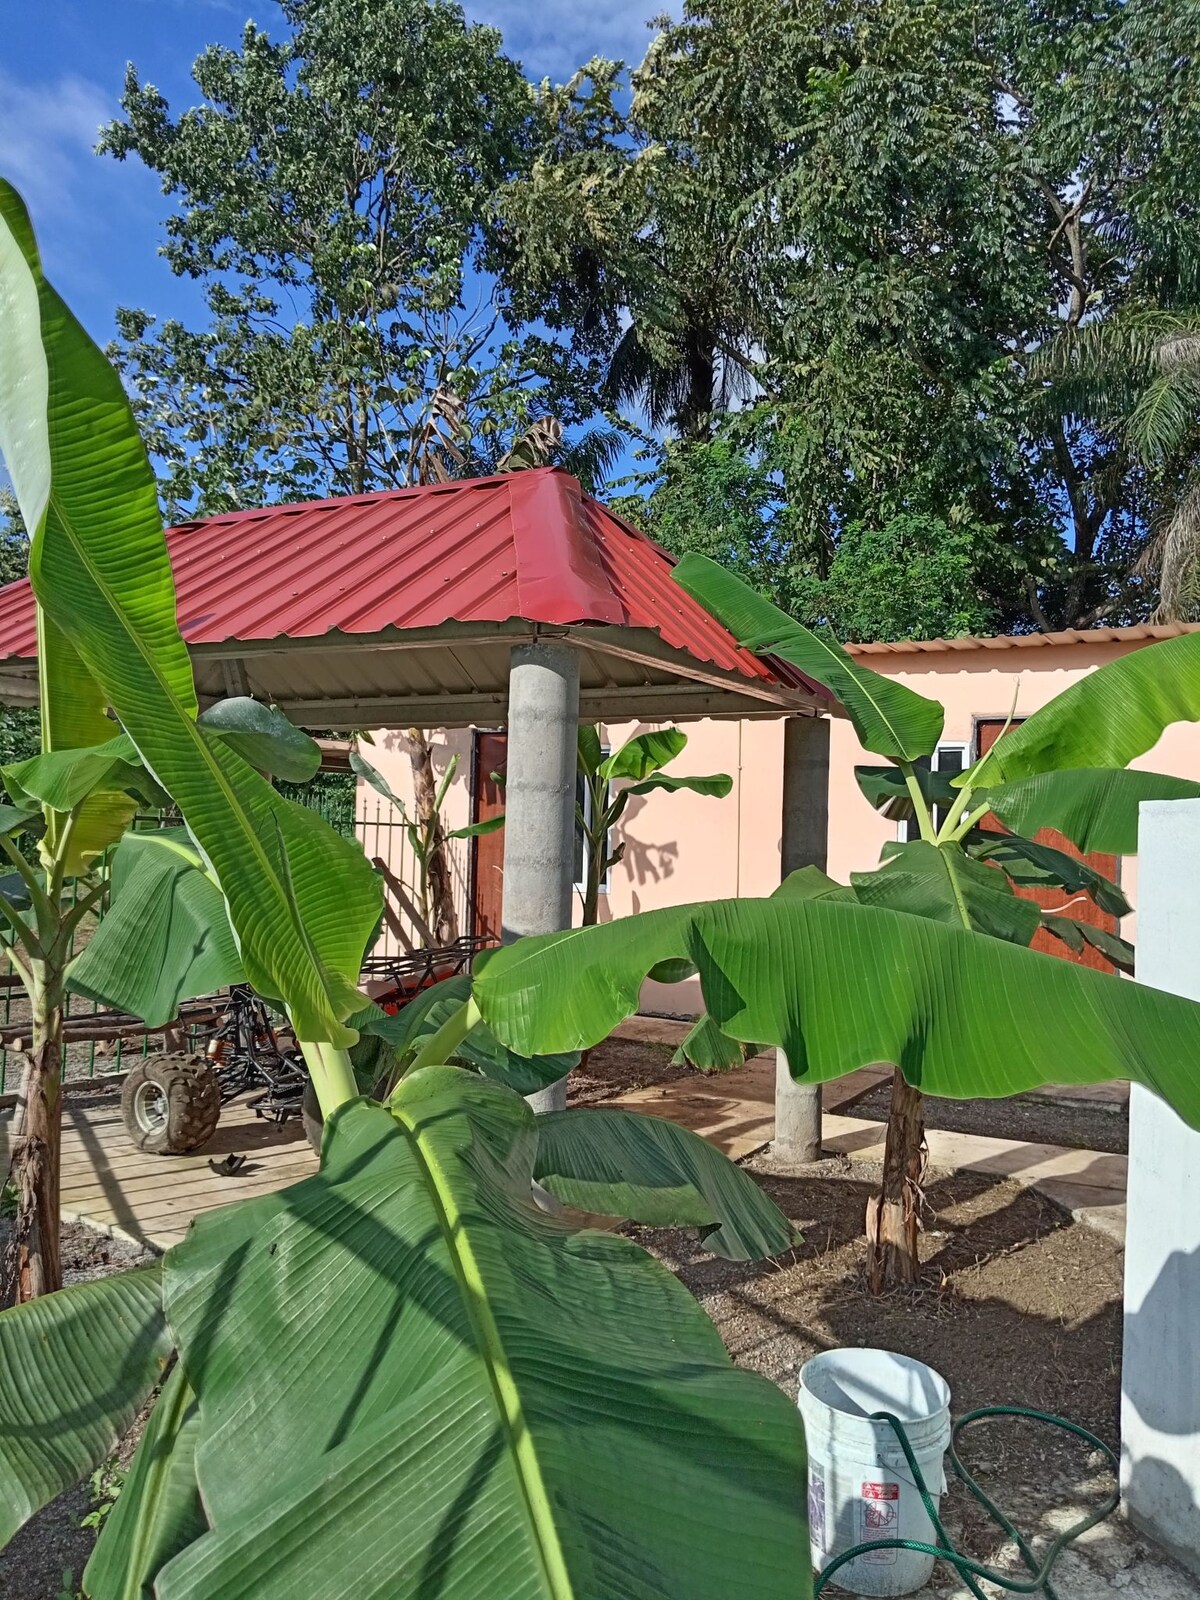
[{"x1": 1122, "y1": 798, "x2": 1200, "y2": 1573}]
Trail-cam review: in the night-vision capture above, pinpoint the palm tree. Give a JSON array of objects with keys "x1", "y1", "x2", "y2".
[{"x1": 1040, "y1": 308, "x2": 1200, "y2": 618}]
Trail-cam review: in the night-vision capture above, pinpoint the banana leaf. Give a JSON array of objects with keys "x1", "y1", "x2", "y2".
[
  {"x1": 673, "y1": 554, "x2": 944, "y2": 761},
  {"x1": 68, "y1": 830, "x2": 245, "y2": 1023},
  {"x1": 0, "y1": 181, "x2": 380, "y2": 1044},
  {"x1": 984, "y1": 767, "x2": 1200, "y2": 855},
  {"x1": 963, "y1": 829, "x2": 1130, "y2": 918},
  {"x1": 851, "y1": 839, "x2": 1042, "y2": 946},
  {"x1": 533, "y1": 1107, "x2": 797, "y2": 1259},
  {"x1": 2, "y1": 735, "x2": 167, "y2": 819},
  {"x1": 855, "y1": 763, "x2": 959, "y2": 822},
  {"x1": 0, "y1": 1264, "x2": 170, "y2": 1546},
  {"x1": 142, "y1": 1084, "x2": 809, "y2": 1599},
  {"x1": 967, "y1": 631, "x2": 1200, "y2": 786},
  {"x1": 471, "y1": 896, "x2": 1200, "y2": 1122},
  {"x1": 1041, "y1": 914, "x2": 1136, "y2": 975},
  {"x1": 601, "y1": 728, "x2": 688, "y2": 780},
  {"x1": 196, "y1": 699, "x2": 321, "y2": 784},
  {"x1": 84, "y1": 1362, "x2": 206, "y2": 1600}
]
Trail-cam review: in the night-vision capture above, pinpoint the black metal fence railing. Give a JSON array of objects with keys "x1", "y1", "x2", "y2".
[{"x1": 0, "y1": 797, "x2": 471, "y2": 1092}]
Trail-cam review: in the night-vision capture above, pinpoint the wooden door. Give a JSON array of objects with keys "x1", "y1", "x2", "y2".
[
  {"x1": 976, "y1": 718, "x2": 1121, "y2": 973},
  {"x1": 471, "y1": 731, "x2": 507, "y2": 943}
]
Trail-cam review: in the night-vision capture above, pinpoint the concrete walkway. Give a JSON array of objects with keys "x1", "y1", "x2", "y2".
[{"x1": 610, "y1": 1018, "x2": 1128, "y2": 1241}]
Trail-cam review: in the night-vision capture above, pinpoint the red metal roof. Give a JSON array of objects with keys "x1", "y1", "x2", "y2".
[{"x1": 0, "y1": 468, "x2": 819, "y2": 697}]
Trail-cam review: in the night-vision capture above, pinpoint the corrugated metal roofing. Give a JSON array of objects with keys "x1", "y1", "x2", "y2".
[
  {"x1": 847, "y1": 621, "x2": 1200, "y2": 656},
  {"x1": 0, "y1": 468, "x2": 820, "y2": 699}
]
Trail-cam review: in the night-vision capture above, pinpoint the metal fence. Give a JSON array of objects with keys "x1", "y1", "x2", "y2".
[{"x1": 0, "y1": 798, "x2": 471, "y2": 1093}]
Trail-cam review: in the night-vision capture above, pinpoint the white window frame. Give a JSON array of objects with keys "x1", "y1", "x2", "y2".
[{"x1": 898, "y1": 742, "x2": 971, "y2": 843}]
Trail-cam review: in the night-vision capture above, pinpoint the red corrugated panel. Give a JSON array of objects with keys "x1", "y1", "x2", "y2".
[{"x1": 0, "y1": 468, "x2": 820, "y2": 694}]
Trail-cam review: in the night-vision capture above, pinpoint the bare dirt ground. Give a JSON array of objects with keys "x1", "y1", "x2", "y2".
[{"x1": 2, "y1": 1036, "x2": 1193, "y2": 1598}]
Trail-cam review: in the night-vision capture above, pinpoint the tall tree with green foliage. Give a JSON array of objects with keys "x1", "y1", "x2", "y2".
[
  {"x1": 505, "y1": 0, "x2": 1200, "y2": 633},
  {"x1": 100, "y1": 0, "x2": 610, "y2": 519}
]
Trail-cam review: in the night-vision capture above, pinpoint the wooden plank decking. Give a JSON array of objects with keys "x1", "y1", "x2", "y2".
[{"x1": 0, "y1": 1093, "x2": 317, "y2": 1252}]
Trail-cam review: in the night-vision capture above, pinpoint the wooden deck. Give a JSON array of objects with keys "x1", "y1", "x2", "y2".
[{"x1": 0, "y1": 1093, "x2": 317, "y2": 1252}]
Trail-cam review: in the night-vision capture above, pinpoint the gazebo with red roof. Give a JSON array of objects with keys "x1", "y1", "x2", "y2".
[
  {"x1": 0, "y1": 467, "x2": 822, "y2": 726},
  {"x1": 0, "y1": 468, "x2": 830, "y2": 1127}
]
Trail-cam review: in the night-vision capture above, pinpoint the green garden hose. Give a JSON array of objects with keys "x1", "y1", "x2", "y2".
[{"x1": 813, "y1": 1406, "x2": 1120, "y2": 1597}]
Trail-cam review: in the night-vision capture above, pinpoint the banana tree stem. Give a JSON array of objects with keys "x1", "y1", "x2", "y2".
[
  {"x1": 899, "y1": 761, "x2": 937, "y2": 844},
  {"x1": 402, "y1": 997, "x2": 481, "y2": 1081},
  {"x1": 297, "y1": 1038, "x2": 359, "y2": 1119}
]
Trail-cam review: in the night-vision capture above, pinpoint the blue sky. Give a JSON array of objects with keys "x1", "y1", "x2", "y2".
[{"x1": 3, "y1": 0, "x2": 665, "y2": 349}]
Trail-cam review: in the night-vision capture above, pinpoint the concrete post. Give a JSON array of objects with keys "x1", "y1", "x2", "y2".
[
  {"x1": 1122, "y1": 798, "x2": 1200, "y2": 1575},
  {"x1": 774, "y1": 716, "x2": 829, "y2": 1165},
  {"x1": 501, "y1": 641, "x2": 580, "y2": 1114}
]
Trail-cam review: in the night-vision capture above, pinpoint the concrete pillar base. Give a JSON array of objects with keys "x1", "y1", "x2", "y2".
[
  {"x1": 775, "y1": 716, "x2": 830, "y2": 1167},
  {"x1": 525, "y1": 1078, "x2": 569, "y2": 1116},
  {"x1": 773, "y1": 1052, "x2": 821, "y2": 1164},
  {"x1": 500, "y1": 641, "x2": 580, "y2": 1116}
]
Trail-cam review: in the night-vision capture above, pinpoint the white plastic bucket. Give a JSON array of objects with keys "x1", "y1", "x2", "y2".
[{"x1": 798, "y1": 1348, "x2": 952, "y2": 1597}]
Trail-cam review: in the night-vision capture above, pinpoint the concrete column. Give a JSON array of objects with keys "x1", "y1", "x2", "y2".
[
  {"x1": 1122, "y1": 798, "x2": 1200, "y2": 1575},
  {"x1": 774, "y1": 716, "x2": 829, "y2": 1165},
  {"x1": 501, "y1": 641, "x2": 580, "y2": 1114}
]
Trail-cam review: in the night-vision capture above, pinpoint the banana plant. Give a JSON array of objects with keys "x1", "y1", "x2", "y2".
[
  {"x1": 0, "y1": 182, "x2": 817, "y2": 1594},
  {"x1": 672, "y1": 555, "x2": 1200, "y2": 1288},
  {"x1": 575, "y1": 725, "x2": 731, "y2": 926},
  {"x1": 351, "y1": 746, "x2": 502, "y2": 940}
]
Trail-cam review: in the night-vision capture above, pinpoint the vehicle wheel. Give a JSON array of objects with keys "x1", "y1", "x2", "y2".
[
  {"x1": 121, "y1": 1055, "x2": 221, "y2": 1155},
  {"x1": 301, "y1": 1080, "x2": 324, "y2": 1156}
]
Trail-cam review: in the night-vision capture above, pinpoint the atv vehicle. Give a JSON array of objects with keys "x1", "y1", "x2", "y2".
[{"x1": 121, "y1": 937, "x2": 492, "y2": 1156}]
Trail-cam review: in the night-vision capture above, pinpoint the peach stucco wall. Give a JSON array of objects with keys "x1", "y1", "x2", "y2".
[
  {"x1": 825, "y1": 640, "x2": 1200, "y2": 932},
  {"x1": 361, "y1": 633, "x2": 1200, "y2": 1002}
]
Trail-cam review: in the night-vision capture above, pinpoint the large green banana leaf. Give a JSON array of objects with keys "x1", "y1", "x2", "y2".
[
  {"x1": 135, "y1": 1084, "x2": 809, "y2": 1600},
  {"x1": 963, "y1": 829, "x2": 1130, "y2": 918},
  {"x1": 84, "y1": 1362, "x2": 206, "y2": 1600},
  {"x1": 673, "y1": 554, "x2": 944, "y2": 761},
  {"x1": 351, "y1": 974, "x2": 578, "y2": 1095},
  {"x1": 2, "y1": 735, "x2": 167, "y2": 817},
  {"x1": 0, "y1": 1263, "x2": 170, "y2": 1546},
  {"x1": 625, "y1": 771, "x2": 733, "y2": 800},
  {"x1": 68, "y1": 830, "x2": 245, "y2": 1022},
  {"x1": 0, "y1": 184, "x2": 146, "y2": 868},
  {"x1": 967, "y1": 631, "x2": 1200, "y2": 786},
  {"x1": 855, "y1": 763, "x2": 958, "y2": 821},
  {"x1": 600, "y1": 727, "x2": 687, "y2": 780},
  {"x1": 984, "y1": 767, "x2": 1200, "y2": 855},
  {"x1": 196, "y1": 699, "x2": 320, "y2": 784},
  {"x1": 533, "y1": 1107, "x2": 797, "y2": 1259},
  {"x1": 471, "y1": 897, "x2": 1200, "y2": 1122},
  {"x1": 850, "y1": 839, "x2": 1041, "y2": 946},
  {"x1": 0, "y1": 181, "x2": 380, "y2": 1044}
]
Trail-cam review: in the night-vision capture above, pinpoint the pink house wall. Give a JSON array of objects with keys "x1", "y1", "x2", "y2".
[{"x1": 360, "y1": 630, "x2": 1200, "y2": 1003}]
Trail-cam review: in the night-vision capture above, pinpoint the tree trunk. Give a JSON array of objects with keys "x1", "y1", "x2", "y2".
[
  {"x1": 5, "y1": 965, "x2": 64, "y2": 1303},
  {"x1": 864, "y1": 1069, "x2": 926, "y2": 1294},
  {"x1": 407, "y1": 729, "x2": 458, "y2": 945}
]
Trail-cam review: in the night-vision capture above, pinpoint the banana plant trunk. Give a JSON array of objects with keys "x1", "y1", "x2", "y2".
[
  {"x1": 865, "y1": 1071, "x2": 926, "y2": 1294},
  {"x1": 6, "y1": 959, "x2": 64, "y2": 1302},
  {"x1": 407, "y1": 729, "x2": 458, "y2": 945}
]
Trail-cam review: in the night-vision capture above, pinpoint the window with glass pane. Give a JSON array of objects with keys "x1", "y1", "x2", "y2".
[
  {"x1": 575, "y1": 762, "x2": 611, "y2": 890},
  {"x1": 901, "y1": 744, "x2": 968, "y2": 842}
]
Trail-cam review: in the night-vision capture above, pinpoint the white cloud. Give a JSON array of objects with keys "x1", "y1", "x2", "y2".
[
  {"x1": 0, "y1": 69, "x2": 112, "y2": 223},
  {"x1": 469, "y1": 2, "x2": 672, "y2": 80}
]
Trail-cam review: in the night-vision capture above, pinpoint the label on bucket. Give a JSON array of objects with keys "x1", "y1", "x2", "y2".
[{"x1": 858, "y1": 1482, "x2": 900, "y2": 1563}]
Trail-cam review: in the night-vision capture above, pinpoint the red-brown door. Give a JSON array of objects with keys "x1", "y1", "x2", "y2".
[
  {"x1": 471, "y1": 732, "x2": 507, "y2": 943},
  {"x1": 976, "y1": 718, "x2": 1121, "y2": 973}
]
